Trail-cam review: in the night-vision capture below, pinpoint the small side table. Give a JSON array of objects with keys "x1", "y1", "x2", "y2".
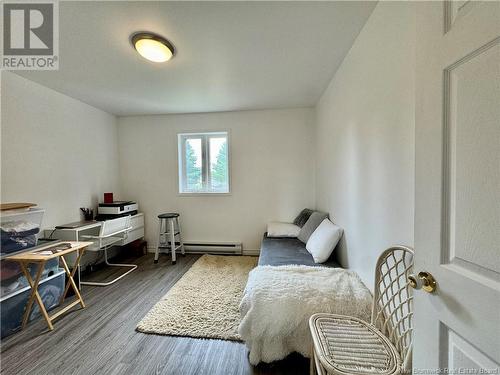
[{"x1": 7, "y1": 241, "x2": 92, "y2": 331}]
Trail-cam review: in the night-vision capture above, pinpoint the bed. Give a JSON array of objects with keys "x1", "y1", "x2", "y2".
[{"x1": 238, "y1": 233, "x2": 371, "y2": 365}]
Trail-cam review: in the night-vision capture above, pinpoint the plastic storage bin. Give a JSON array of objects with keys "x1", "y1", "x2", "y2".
[
  {"x1": 0, "y1": 208, "x2": 45, "y2": 255},
  {"x1": 0, "y1": 258, "x2": 59, "y2": 297},
  {"x1": 0, "y1": 269, "x2": 65, "y2": 338}
]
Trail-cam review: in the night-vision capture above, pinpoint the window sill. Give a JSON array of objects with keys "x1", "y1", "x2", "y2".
[{"x1": 178, "y1": 192, "x2": 232, "y2": 197}]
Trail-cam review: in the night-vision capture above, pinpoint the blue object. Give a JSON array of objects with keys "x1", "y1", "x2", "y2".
[{"x1": 1, "y1": 227, "x2": 40, "y2": 254}]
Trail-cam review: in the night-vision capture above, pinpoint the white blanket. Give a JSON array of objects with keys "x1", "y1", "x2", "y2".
[{"x1": 238, "y1": 265, "x2": 372, "y2": 365}]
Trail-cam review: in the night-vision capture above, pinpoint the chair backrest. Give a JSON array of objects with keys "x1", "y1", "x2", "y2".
[
  {"x1": 371, "y1": 245, "x2": 414, "y2": 370},
  {"x1": 99, "y1": 216, "x2": 131, "y2": 238}
]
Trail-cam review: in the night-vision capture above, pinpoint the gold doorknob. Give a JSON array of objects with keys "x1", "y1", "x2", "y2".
[
  {"x1": 408, "y1": 271, "x2": 437, "y2": 293},
  {"x1": 418, "y1": 271, "x2": 437, "y2": 293}
]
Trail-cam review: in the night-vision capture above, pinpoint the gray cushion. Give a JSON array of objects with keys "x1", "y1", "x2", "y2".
[
  {"x1": 293, "y1": 208, "x2": 314, "y2": 227},
  {"x1": 297, "y1": 211, "x2": 329, "y2": 243}
]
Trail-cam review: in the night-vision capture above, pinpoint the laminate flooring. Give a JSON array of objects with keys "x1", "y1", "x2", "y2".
[{"x1": 0, "y1": 254, "x2": 309, "y2": 375}]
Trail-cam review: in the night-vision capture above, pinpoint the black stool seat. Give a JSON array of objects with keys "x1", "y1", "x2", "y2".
[{"x1": 158, "y1": 213, "x2": 179, "y2": 219}]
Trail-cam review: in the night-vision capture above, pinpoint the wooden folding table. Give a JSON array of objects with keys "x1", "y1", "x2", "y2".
[{"x1": 7, "y1": 241, "x2": 92, "y2": 331}]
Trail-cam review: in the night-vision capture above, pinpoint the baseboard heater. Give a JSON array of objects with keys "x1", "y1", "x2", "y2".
[{"x1": 182, "y1": 241, "x2": 243, "y2": 255}]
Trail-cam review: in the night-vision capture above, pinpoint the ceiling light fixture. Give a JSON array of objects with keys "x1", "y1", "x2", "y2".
[{"x1": 131, "y1": 32, "x2": 175, "y2": 63}]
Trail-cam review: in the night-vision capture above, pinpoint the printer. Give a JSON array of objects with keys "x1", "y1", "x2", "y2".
[{"x1": 95, "y1": 201, "x2": 138, "y2": 221}]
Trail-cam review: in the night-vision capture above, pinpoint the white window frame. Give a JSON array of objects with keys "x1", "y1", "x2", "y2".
[{"x1": 177, "y1": 131, "x2": 230, "y2": 195}]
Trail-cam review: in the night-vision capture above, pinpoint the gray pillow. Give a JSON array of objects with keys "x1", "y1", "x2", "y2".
[
  {"x1": 297, "y1": 211, "x2": 329, "y2": 243},
  {"x1": 293, "y1": 208, "x2": 314, "y2": 227}
]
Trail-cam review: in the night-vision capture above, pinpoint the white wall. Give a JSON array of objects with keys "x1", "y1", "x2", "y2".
[
  {"x1": 315, "y1": 2, "x2": 415, "y2": 290},
  {"x1": 118, "y1": 108, "x2": 315, "y2": 252},
  {"x1": 1, "y1": 71, "x2": 120, "y2": 229},
  {"x1": 1, "y1": 2, "x2": 416, "y2": 285}
]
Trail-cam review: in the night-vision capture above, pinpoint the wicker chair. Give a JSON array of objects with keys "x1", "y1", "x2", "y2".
[{"x1": 309, "y1": 245, "x2": 414, "y2": 375}]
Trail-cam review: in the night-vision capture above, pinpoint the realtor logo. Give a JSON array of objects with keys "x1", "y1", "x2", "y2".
[{"x1": 1, "y1": 0, "x2": 59, "y2": 70}]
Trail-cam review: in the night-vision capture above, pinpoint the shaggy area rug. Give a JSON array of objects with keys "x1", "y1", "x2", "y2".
[{"x1": 136, "y1": 254, "x2": 257, "y2": 341}]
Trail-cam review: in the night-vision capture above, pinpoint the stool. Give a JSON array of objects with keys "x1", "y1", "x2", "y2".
[{"x1": 155, "y1": 213, "x2": 185, "y2": 265}]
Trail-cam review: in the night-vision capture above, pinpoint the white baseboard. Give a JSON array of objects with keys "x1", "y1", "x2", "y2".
[{"x1": 147, "y1": 246, "x2": 260, "y2": 256}]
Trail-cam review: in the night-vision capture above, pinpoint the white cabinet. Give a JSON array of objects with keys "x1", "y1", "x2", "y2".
[
  {"x1": 48, "y1": 213, "x2": 145, "y2": 246},
  {"x1": 120, "y1": 213, "x2": 145, "y2": 245}
]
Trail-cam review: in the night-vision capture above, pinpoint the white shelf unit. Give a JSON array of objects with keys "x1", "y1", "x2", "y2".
[{"x1": 120, "y1": 213, "x2": 144, "y2": 245}]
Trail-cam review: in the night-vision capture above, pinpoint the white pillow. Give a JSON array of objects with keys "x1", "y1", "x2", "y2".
[
  {"x1": 306, "y1": 219, "x2": 343, "y2": 263},
  {"x1": 267, "y1": 222, "x2": 301, "y2": 238}
]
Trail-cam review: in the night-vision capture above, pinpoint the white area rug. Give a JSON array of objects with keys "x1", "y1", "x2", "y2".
[{"x1": 136, "y1": 254, "x2": 257, "y2": 341}]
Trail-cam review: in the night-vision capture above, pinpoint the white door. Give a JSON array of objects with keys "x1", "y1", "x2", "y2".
[{"x1": 414, "y1": 0, "x2": 500, "y2": 372}]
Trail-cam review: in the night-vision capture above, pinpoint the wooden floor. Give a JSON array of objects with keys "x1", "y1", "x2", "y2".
[{"x1": 1, "y1": 254, "x2": 310, "y2": 375}]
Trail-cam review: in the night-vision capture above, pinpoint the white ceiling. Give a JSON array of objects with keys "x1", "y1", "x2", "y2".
[{"x1": 15, "y1": 1, "x2": 375, "y2": 116}]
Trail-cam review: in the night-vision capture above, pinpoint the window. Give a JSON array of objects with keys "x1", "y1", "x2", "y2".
[{"x1": 178, "y1": 132, "x2": 230, "y2": 194}]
